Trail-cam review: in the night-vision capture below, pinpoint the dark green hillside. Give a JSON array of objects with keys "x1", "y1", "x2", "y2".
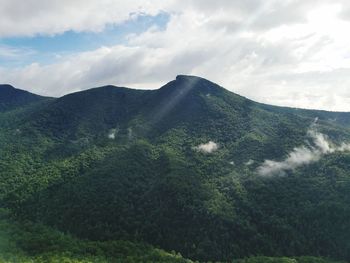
[
  {"x1": 259, "y1": 103, "x2": 350, "y2": 129},
  {"x1": 0, "y1": 84, "x2": 50, "y2": 112},
  {"x1": 0, "y1": 209, "x2": 192, "y2": 262},
  {"x1": 0, "y1": 209, "x2": 341, "y2": 263},
  {"x1": 1, "y1": 76, "x2": 350, "y2": 262},
  {"x1": 26, "y1": 85, "x2": 151, "y2": 139},
  {"x1": 14, "y1": 142, "x2": 350, "y2": 261}
]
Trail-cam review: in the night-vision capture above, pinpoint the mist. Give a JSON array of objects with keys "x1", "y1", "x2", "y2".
[
  {"x1": 257, "y1": 126, "x2": 350, "y2": 176},
  {"x1": 194, "y1": 141, "x2": 219, "y2": 154}
]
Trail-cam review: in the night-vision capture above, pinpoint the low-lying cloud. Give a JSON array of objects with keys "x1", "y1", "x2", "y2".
[
  {"x1": 108, "y1": 128, "x2": 117, "y2": 139},
  {"x1": 194, "y1": 141, "x2": 219, "y2": 154},
  {"x1": 257, "y1": 127, "x2": 350, "y2": 176},
  {"x1": 245, "y1": 159, "x2": 255, "y2": 166}
]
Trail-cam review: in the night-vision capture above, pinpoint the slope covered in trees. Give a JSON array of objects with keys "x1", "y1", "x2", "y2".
[{"x1": 0, "y1": 76, "x2": 349, "y2": 262}]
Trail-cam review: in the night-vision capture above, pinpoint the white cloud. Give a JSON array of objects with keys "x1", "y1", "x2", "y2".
[
  {"x1": 1, "y1": 1, "x2": 350, "y2": 110},
  {"x1": 257, "y1": 126, "x2": 350, "y2": 176},
  {"x1": 0, "y1": 0, "x2": 168, "y2": 37},
  {"x1": 194, "y1": 141, "x2": 219, "y2": 154},
  {"x1": 108, "y1": 128, "x2": 117, "y2": 139},
  {"x1": 0, "y1": 45, "x2": 35, "y2": 58},
  {"x1": 245, "y1": 159, "x2": 255, "y2": 166}
]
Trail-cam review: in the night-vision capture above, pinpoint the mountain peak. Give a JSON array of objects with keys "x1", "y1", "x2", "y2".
[
  {"x1": 157, "y1": 75, "x2": 227, "y2": 97},
  {"x1": 0, "y1": 84, "x2": 30, "y2": 99},
  {"x1": 0, "y1": 84, "x2": 17, "y2": 91},
  {"x1": 175, "y1": 74, "x2": 217, "y2": 85},
  {"x1": 175, "y1": 74, "x2": 204, "y2": 81},
  {"x1": 0, "y1": 84, "x2": 48, "y2": 112}
]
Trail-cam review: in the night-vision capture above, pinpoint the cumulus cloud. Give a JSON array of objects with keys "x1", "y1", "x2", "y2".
[
  {"x1": 0, "y1": 0, "x2": 168, "y2": 37},
  {"x1": 257, "y1": 126, "x2": 350, "y2": 176},
  {"x1": 1, "y1": 1, "x2": 350, "y2": 110},
  {"x1": 194, "y1": 141, "x2": 219, "y2": 154}
]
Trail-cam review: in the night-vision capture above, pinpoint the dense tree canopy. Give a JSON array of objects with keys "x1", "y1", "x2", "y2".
[{"x1": 0, "y1": 76, "x2": 349, "y2": 262}]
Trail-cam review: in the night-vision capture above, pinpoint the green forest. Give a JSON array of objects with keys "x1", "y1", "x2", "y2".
[{"x1": 0, "y1": 76, "x2": 349, "y2": 262}]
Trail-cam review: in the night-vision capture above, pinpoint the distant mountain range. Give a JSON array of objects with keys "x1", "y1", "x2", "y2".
[{"x1": 0, "y1": 76, "x2": 349, "y2": 262}]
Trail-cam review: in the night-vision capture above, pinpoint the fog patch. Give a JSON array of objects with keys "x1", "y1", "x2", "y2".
[
  {"x1": 257, "y1": 125, "x2": 350, "y2": 176},
  {"x1": 245, "y1": 159, "x2": 255, "y2": 166},
  {"x1": 194, "y1": 141, "x2": 219, "y2": 154},
  {"x1": 13, "y1": 128, "x2": 21, "y2": 135},
  {"x1": 127, "y1": 128, "x2": 133, "y2": 140},
  {"x1": 108, "y1": 129, "x2": 117, "y2": 139}
]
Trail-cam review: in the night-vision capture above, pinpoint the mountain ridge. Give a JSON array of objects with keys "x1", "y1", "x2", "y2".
[
  {"x1": 1, "y1": 75, "x2": 350, "y2": 262},
  {"x1": 3, "y1": 75, "x2": 350, "y2": 115},
  {"x1": 0, "y1": 84, "x2": 51, "y2": 112}
]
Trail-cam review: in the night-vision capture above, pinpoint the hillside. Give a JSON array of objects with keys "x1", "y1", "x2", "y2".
[
  {"x1": 0, "y1": 75, "x2": 349, "y2": 262},
  {"x1": 0, "y1": 84, "x2": 51, "y2": 112}
]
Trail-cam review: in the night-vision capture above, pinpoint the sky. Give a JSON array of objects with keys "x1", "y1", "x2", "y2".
[{"x1": 1, "y1": 0, "x2": 350, "y2": 111}]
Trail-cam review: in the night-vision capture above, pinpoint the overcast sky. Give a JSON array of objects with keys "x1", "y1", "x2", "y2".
[{"x1": 1, "y1": 0, "x2": 350, "y2": 111}]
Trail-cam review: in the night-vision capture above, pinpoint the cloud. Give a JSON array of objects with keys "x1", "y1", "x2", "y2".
[
  {"x1": 257, "y1": 126, "x2": 350, "y2": 176},
  {"x1": 245, "y1": 159, "x2": 255, "y2": 166},
  {"x1": 194, "y1": 141, "x2": 219, "y2": 154},
  {"x1": 0, "y1": 45, "x2": 35, "y2": 58},
  {"x1": 1, "y1": 1, "x2": 350, "y2": 110},
  {"x1": 0, "y1": 45, "x2": 163, "y2": 96},
  {"x1": 0, "y1": 0, "x2": 168, "y2": 37},
  {"x1": 108, "y1": 129, "x2": 117, "y2": 139},
  {"x1": 0, "y1": 0, "x2": 334, "y2": 38}
]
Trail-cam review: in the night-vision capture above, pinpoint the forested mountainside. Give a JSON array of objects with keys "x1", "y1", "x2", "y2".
[{"x1": 0, "y1": 75, "x2": 349, "y2": 262}]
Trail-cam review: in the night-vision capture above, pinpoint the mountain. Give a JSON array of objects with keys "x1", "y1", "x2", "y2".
[
  {"x1": 0, "y1": 76, "x2": 349, "y2": 262},
  {"x1": 0, "y1": 84, "x2": 50, "y2": 112}
]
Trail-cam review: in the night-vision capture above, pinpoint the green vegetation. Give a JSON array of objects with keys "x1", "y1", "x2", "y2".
[
  {"x1": 0, "y1": 209, "x2": 191, "y2": 262},
  {"x1": 0, "y1": 210, "x2": 341, "y2": 263},
  {"x1": 0, "y1": 76, "x2": 349, "y2": 262},
  {"x1": 232, "y1": 257, "x2": 345, "y2": 263}
]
